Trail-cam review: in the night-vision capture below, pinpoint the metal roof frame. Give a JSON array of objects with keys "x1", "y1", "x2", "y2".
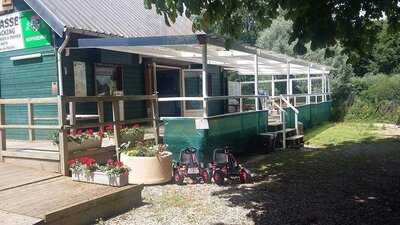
[{"x1": 77, "y1": 34, "x2": 330, "y2": 75}]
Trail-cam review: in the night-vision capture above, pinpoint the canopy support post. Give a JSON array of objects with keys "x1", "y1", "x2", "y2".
[
  {"x1": 307, "y1": 64, "x2": 311, "y2": 104},
  {"x1": 286, "y1": 61, "x2": 290, "y2": 97},
  {"x1": 202, "y1": 44, "x2": 208, "y2": 118},
  {"x1": 271, "y1": 75, "x2": 275, "y2": 98},
  {"x1": 254, "y1": 54, "x2": 259, "y2": 111}
]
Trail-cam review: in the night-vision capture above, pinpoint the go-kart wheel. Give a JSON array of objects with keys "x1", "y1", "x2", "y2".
[
  {"x1": 174, "y1": 170, "x2": 184, "y2": 185},
  {"x1": 201, "y1": 170, "x2": 211, "y2": 184},
  {"x1": 239, "y1": 168, "x2": 252, "y2": 183},
  {"x1": 213, "y1": 170, "x2": 225, "y2": 186}
]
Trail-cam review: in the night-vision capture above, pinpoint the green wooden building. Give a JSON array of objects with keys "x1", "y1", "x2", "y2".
[{"x1": 0, "y1": 0, "x2": 332, "y2": 170}]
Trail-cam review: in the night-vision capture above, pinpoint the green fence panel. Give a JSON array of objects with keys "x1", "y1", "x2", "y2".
[
  {"x1": 163, "y1": 111, "x2": 267, "y2": 163},
  {"x1": 281, "y1": 102, "x2": 332, "y2": 130}
]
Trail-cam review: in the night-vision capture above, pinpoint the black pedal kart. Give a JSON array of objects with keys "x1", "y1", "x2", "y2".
[{"x1": 173, "y1": 147, "x2": 210, "y2": 185}]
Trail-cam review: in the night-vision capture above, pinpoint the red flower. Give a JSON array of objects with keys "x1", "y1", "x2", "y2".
[
  {"x1": 79, "y1": 157, "x2": 96, "y2": 167},
  {"x1": 67, "y1": 159, "x2": 77, "y2": 167},
  {"x1": 114, "y1": 161, "x2": 124, "y2": 168},
  {"x1": 105, "y1": 125, "x2": 113, "y2": 131},
  {"x1": 132, "y1": 124, "x2": 140, "y2": 128},
  {"x1": 87, "y1": 129, "x2": 94, "y2": 136},
  {"x1": 76, "y1": 129, "x2": 83, "y2": 135},
  {"x1": 98, "y1": 131, "x2": 105, "y2": 137}
]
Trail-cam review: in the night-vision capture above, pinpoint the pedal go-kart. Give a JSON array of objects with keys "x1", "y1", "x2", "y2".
[
  {"x1": 210, "y1": 147, "x2": 252, "y2": 185},
  {"x1": 173, "y1": 147, "x2": 211, "y2": 185}
]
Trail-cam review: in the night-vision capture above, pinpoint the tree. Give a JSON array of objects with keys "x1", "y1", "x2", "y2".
[{"x1": 144, "y1": 0, "x2": 400, "y2": 57}]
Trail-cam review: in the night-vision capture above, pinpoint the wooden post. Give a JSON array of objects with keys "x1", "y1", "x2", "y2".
[
  {"x1": 97, "y1": 101, "x2": 104, "y2": 133},
  {"x1": 57, "y1": 96, "x2": 68, "y2": 175},
  {"x1": 69, "y1": 102, "x2": 76, "y2": 134},
  {"x1": 151, "y1": 98, "x2": 160, "y2": 145},
  {"x1": 112, "y1": 100, "x2": 121, "y2": 161},
  {"x1": 0, "y1": 104, "x2": 5, "y2": 161},
  {"x1": 27, "y1": 103, "x2": 34, "y2": 141},
  {"x1": 151, "y1": 63, "x2": 160, "y2": 144}
]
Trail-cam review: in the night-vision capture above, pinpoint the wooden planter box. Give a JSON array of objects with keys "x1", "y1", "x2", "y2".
[
  {"x1": 71, "y1": 170, "x2": 129, "y2": 187},
  {"x1": 102, "y1": 134, "x2": 145, "y2": 147},
  {"x1": 68, "y1": 139, "x2": 102, "y2": 151}
]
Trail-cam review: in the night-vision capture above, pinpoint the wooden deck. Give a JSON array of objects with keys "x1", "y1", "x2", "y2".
[{"x1": 0, "y1": 163, "x2": 143, "y2": 225}]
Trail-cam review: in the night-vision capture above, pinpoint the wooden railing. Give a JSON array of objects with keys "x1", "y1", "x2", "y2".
[{"x1": 0, "y1": 95, "x2": 159, "y2": 175}]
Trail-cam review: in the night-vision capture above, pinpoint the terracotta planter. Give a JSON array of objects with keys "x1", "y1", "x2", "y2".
[
  {"x1": 121, "y1": 152, "x2": 173, "y2": 185},
  {"x1": 71, "y1": 170, "x2": 128, "y2": 187},
  {"x1": 68, "y1": 138, "x2": 102, "y2": 151}
]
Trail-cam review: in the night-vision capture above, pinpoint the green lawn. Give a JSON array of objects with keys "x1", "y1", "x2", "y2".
[
  {"x1": 304, "y1": 122, "x2": 382, "y2": 148},
  {"x1": 233, "y1": 121, "x2": 400, "y2": 225}
]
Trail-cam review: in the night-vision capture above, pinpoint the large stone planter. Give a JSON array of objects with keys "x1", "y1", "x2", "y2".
[
  {"x1": 121, "y1": 152, "x2": 173, "y2": 185},
  {"x1": 71, "y1": 170, "x2": 129, "y2": 187}
]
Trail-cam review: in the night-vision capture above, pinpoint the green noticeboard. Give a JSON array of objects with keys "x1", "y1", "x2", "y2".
[{"x1": 0, "y1": 10, "x2": 52, "y2": 52}]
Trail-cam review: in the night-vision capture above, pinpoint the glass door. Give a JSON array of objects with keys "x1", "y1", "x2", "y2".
[{"x1": 182, "y1": 69, "x2": 204, "y2": 117}]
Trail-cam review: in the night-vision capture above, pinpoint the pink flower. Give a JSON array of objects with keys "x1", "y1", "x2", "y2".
[
  {"x1": 132, "y1": 124, "x2": 140, "y2": 128},
  {"x1": 107, "y1": 159, "x2": 114, "y2": 166}
]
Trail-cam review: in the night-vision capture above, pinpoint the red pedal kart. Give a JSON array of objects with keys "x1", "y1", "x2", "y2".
[
  {"x1": 210, "y1": 147, "x2": 252, "y2": 185},
  {"x1": 173, "y1": 147, "x2": 211, "y2": 185}
]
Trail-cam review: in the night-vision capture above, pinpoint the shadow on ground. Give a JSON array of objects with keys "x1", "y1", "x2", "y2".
[{"x1": 213, "y1": 137, "x2": 400, "y2": 225}]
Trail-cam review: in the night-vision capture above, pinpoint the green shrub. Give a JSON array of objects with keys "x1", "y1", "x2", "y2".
[{"x1": 344, "y1": 74, "x2": 400, "y2": 123}]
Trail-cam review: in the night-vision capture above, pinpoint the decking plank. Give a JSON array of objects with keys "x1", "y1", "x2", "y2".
[
  {"x1": 0, "y1": 163, "x2": 143, "y2": 225},
  {"x1": 0, "y1": 175, "x2": 140, "y2": 219},
  {"x1": 0, "y1": 210, "x2": 43, "y2": 225},
  {"x1": 0, "y1": 163, "x2": 60, "y2": 191}
]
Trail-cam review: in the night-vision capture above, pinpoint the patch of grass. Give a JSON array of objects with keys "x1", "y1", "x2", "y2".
[
  {"x1": 152, "y1": 192, "x2": 190, "y2": 208},
  {"x1": 304, "y1": 122, "x2": 380, "y2": 148}
]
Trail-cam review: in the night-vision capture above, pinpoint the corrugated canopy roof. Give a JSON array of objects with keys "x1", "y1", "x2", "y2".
[
  {"x1": 24, "y1": 0, "x2": 331, "y2": 75},
  {"x1": 24, "y1": 0, "x2": 197, "y2": 37}
]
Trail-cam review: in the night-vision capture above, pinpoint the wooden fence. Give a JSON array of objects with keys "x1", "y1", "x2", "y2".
[{"x1": 0, "y1": 95, "x2": 159, "y2": 175}]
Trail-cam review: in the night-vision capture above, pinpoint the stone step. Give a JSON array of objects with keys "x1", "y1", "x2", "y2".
[
  {"x1": 286, "y1": 135, "x2": 304, "y2": 141},
  {"x1": 286, "y1": 135, "x2": 304, "y2": 149}
]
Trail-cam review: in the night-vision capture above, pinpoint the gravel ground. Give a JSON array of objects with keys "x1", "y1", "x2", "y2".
[
  {"x1": 97, "y1": 182, "x2": 256, "y2": 225},
  {"x1": 97, "y1": 124, "x2": 400, "y2": 225}
]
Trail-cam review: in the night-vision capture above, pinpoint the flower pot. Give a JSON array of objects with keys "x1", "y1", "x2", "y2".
[
  {"x1": 68, "y1": 138, "x2": 102, "y2": 151},
  {"x1": 71, "y1": 170, "x2": 128, "y2": 187},
  {"x1": 120, "y1": 152, "x2": 173, "y2": 185}
]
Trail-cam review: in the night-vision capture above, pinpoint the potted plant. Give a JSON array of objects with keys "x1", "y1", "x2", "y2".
[
  {"x1": 120, "y1": 142, "x2": 172, "y2": 185},
  {"x1": 50, "y1": 129, "x2": 103, "y2": 151},
  {"x1": 102, "y1": 124, "x2": 145, "y2": 147},
  {"x1": 68, "y1": 157, "x2": 129, "y2": 187}
]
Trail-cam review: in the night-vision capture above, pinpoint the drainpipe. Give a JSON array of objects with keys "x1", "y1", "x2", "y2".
[{"x1": 57, "y1": 30, "x2": 71, "y2": 96}]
